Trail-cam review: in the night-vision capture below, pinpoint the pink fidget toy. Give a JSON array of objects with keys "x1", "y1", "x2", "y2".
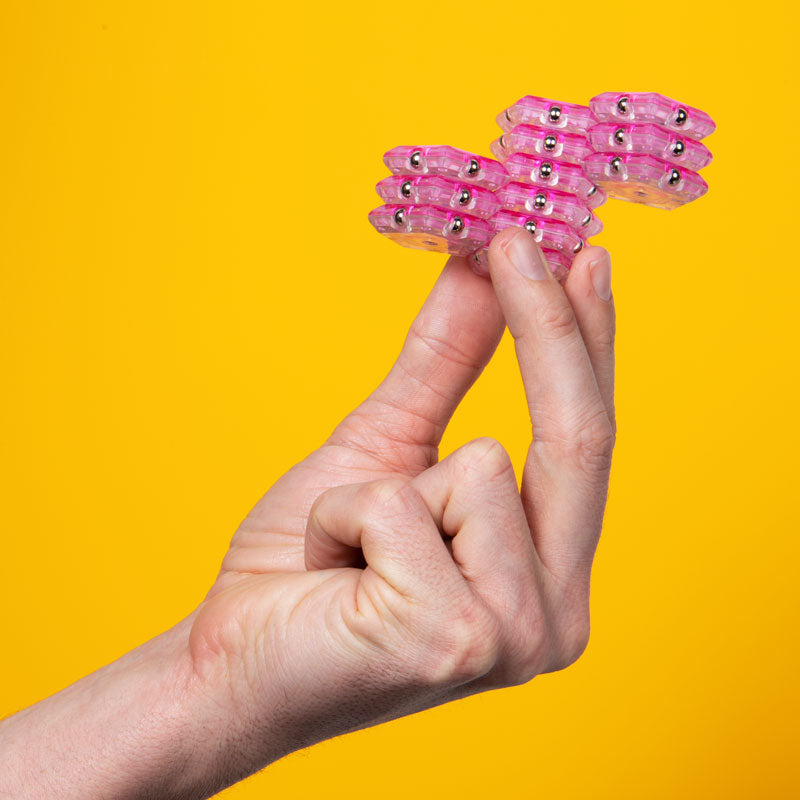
[{"x1": 369, "y1": 92, "x2": 715, "y2": 280}]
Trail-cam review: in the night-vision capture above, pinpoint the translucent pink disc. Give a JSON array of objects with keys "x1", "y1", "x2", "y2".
[
  {"x1": 490, "y1": 124, "x2": 593, "y2": 166},
  {"x1": 588, "y1": 122, "x2": 712, "y2": 171},
  {"x1": 472, "y1": 245, "x2": 571, "y2": 283},
  {"x1": 375, "y1": 175, "x2": 500, "y2": 220},
  {"x1": 495, "y1": 182, "x2": 602, "y2": 238},
  {"x1": 383, "y1": 146, "x2": 509, "y2": 191},
  {"x1": 488, "y1": 209, "x2": 584, "y2": 256},
  {"x1": 368, "y1": 204, "x2": 493, "y2": 256},
  {"x1": 589, "y1": 93, "x2": 715, "y2": 140},
  {"x1": 502, "y1": 152, "x2": 606, "y2": 209},
  {"x1": 496, "y1": 96, "x2": 597, "y2": 136},
  {"x1": 583, "y1": 153, "x2": 709, "y2": 209}
]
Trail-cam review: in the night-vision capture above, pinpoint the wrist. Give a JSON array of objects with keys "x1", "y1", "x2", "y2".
[{"x1": 0, "y1": 613, "x2": 253, "y2": 800}]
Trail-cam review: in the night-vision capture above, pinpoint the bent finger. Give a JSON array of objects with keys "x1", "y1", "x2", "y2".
[
  {"x1": 410, "y1": 438, "x2": 545, "y2": 679},
  {"x1": 305, "y1": 478, "x2": 466, "y2": 603}
]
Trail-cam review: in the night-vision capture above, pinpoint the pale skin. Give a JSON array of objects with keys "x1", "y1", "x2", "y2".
[{"x1": 0, "y1": 227, "x2": 616, "y2": 799}]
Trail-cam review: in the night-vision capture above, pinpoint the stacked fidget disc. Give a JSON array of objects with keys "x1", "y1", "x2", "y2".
[
  {"x1": 583, "y1": 92, "x2": 715, "y2": 209},
  {"x1": 368, "y1": 146, "x2": 509, "y2": 260},
  {"x1": 367, "y1": 93, "x2": 714, "y2": 281},
  {"x1": 473, "y1": 95, "x2": 605, "y2": 281}
]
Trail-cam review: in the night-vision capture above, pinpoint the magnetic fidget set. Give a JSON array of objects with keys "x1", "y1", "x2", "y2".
[{"x1": 368, "y1": 92, "x2": 715, "y2": 281}]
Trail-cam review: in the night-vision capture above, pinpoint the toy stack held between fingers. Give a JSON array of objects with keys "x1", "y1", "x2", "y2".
[{"x1": 368, "y1": 92, "x2": 715, "y2": 283}]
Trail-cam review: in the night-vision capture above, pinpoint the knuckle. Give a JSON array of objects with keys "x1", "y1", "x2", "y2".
[
  {"x1": 534, "y1": 411, "x2": 615, "y2": 476},
  {"x1": 536, "y1": 299, "x2": 578, "y2": 342},
  {"x1": 455, "y1": 437, "x2": 514, "y2": 481},
  {"x1": 577, "y1": 415, "x2": 616, "y2": 474},
  {"x1": 308, "y1": 485, "x2": 334, "y2": 524},
  {"x1": 359, "y1": 477, "x2": 416, "y2": 518},
  {"x1": 499, "y1": 591, "x2": 551, "y2": 686},
  {"x1": 549, "y1": 612, "x2": 591, "y2": 672},
  {"x1": 420, "y1": 601, "x2": 500, "y2": 687},
  {"x1": 507, "y1": 623, "x2": 550, "y2": 686},
  {"x1": 608, "y1": 404, "x2": 618, "y2": 438},
  {"x1": 593, "y1": 325, "x2": 616, "y2": 358},
  {"x1": 407, "y1": 322, "x2": 474, "y2": 369}
]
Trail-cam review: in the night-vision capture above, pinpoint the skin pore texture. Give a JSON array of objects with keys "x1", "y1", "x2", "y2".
[{"x1": 0, "y1": 228, "x2": 616, "y2": 799}]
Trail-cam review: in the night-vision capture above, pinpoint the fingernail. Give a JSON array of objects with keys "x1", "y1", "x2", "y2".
[
  {"x1": 589, "y1": 251, "x2": 612, "y2": 301},
  {"x1": 502, "y1": 230, "x2": 549, "y2": 281}
]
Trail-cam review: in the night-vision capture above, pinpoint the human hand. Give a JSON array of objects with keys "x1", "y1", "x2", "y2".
[
  {"x1": 188, "y1": 227, "x2": 616, "y2": 789},
  {"x1": 0, "y1": 228, "x2": 615, "y2": 799}
]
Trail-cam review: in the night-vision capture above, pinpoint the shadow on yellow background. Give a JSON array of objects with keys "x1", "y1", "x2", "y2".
[{"x1": 1, "y1": 1, "x2": 797, "y2": 797}]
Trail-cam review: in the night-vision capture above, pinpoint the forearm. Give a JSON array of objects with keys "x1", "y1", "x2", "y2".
[{"x1": 0, "y1": 615, "x2": 247, "y2": 800}]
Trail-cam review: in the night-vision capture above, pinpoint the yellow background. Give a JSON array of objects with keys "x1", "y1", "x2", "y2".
[{"x1": 1, "y1": 1, "x2": 798, "y2": 797}]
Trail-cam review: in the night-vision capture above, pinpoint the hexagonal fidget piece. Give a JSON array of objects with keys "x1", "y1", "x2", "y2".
[
  {"x1": 583, "y1": 152, "x2": 709, "y2": 209},
  {"x1": 495, "y1": 182, "x2": 603, "y2": 238},
  {"x1": 368, "y1": 204, "x2": 493, "y2": 256},
  {"x1": 588, "y1": 123, "x2": 712, "y2": 172},
  {"x1": 589, "y1": 92, "x2": 715, "y2": 140},
  {"x1": 497, "y1": 96, "x2": 597, "y2": 136},
  {"x1": 375, "y1": 175, "x2": 500, "y2": 219},
  {"x1": 490, "y1": 124, "x2": 593, "y2": 166},
  {"x1": 383, "y1": 146, "x2": 509, "y2": 192}
]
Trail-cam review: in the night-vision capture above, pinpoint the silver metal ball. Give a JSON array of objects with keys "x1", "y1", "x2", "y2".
[
  {"x1": 458, "y1": 188, "x2": 471, "y2": 205},
  {"x1": 505, "y1": 109, "x2": 512, "y2": 123},
  {"x1": 617, "y1": 96, "x2": 628, "y2": 114},
  {"x1": 672, "y1": 140, "x2": 685, "y2": 156},
  {"x1": 675, "y1": 108, "x2": 688, "y2": 126},
  {"x1": 668, "y1": 168, "x2": 681, "y2": 185},
  {"x1": 581, "y1": 214, "x2": 592, "y2": 226},
  {"x1": 524, "y1": 219, "x2": 537, "y2": 234},
  {"x1": 544, "y1": 135, "x2": 557, "y2": 150},
  {"x1": 499, "y1": 135, "x2": 506, "y2": 149},
  {"x1": 393, "y1": 208, "x2": 405, "y2": 225},
  {"x1": 539, "y1": 162, "x2": 553, "y2": 178},
  {"x1": 587, "y1": 185, "x2": 597, "y2": 196},
  {"x1": 614, "y1": 128, "x2": 625, "y2": 144},
  {"x1": 610, "y1": 156, "x2": 622, "y2": 173},
  {"x1": 573, "y1": 240, "x2": 583, "y2": 254},
  {"x1": 400, "y1": 180, "x2": 412, "y2": 198},
  {"x1": 549, "y1": 106, "x2": 561, "y2": 122},
  {"x1": 534, "y1": 193, "x2": 547, "y2": 209},
  {"x1": 409, "y1": 151, "x2": 422, "y2": 168},
  {"x1": 450, "y1": 216, "x2": 464, "y2": 233},
  {"x1": 467, "y1": 159, "x2": 480, "y2": 176}
]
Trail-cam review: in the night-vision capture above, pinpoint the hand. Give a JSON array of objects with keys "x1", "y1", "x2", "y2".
[
  {"x1": 189, "y1": 228, "x2": 616, "y2": 788},
  {"x1": 0, "y1": 229, "x2": 615, "y2": 799}
]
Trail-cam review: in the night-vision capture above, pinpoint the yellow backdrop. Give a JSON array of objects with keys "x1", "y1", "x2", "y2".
[{"x1": 1, "y1": 1, "x2": 798, "y2": 797}]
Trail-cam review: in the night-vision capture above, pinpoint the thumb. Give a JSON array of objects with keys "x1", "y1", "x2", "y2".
[{"x1": 325, "y1": 257, "x2": 505, "y2": 472}]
